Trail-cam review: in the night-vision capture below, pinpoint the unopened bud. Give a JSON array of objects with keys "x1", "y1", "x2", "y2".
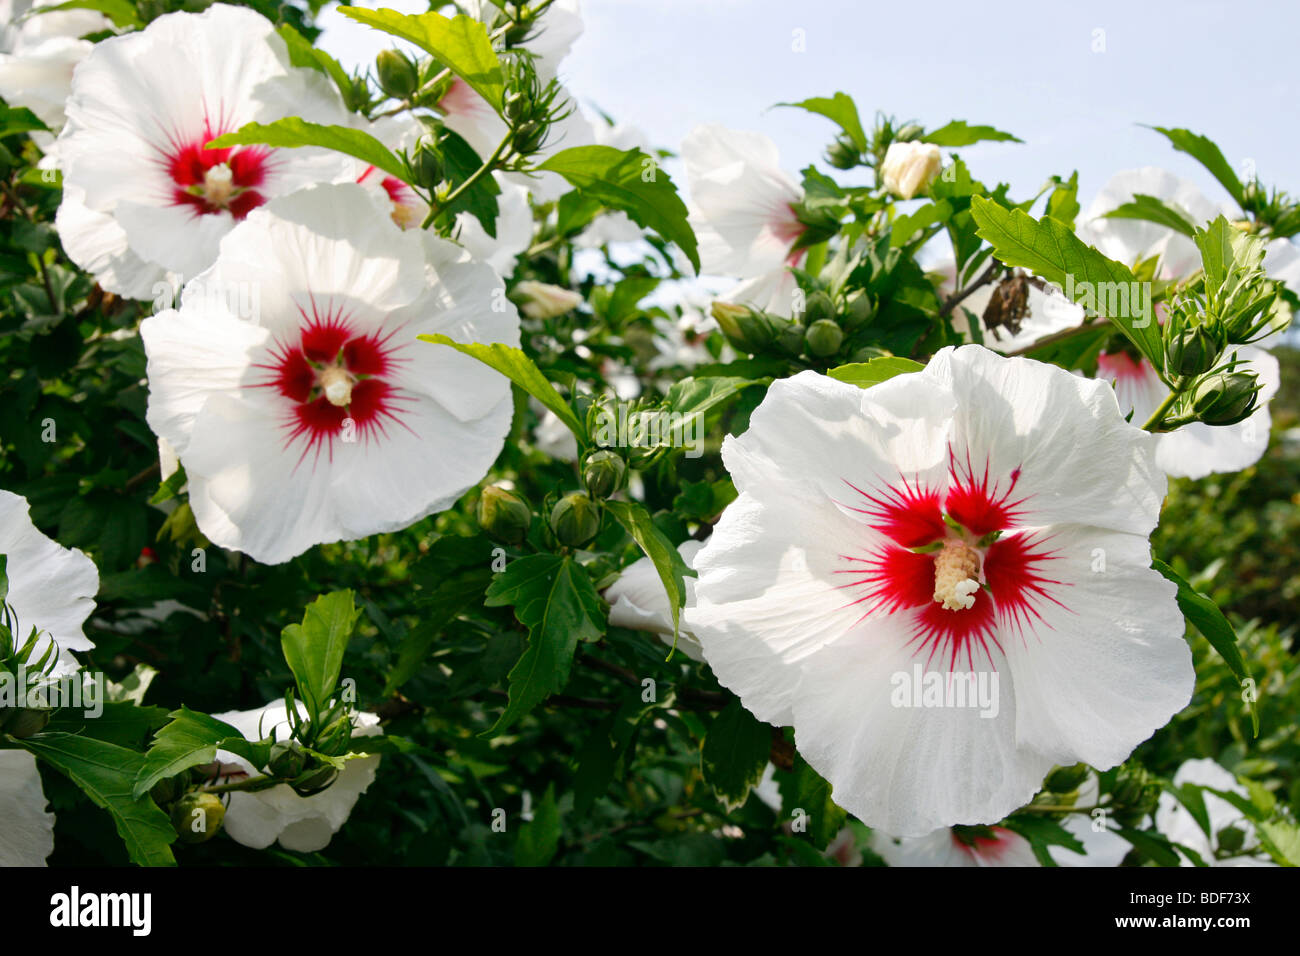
[
  {"x1": 844, "y1": 291, "x2": 876, "y2": 330},
  {"x1": 582, "y1": 450, "x2": 626, "y2": 499},
  {"x1": 549, "y1": 492, "x2": 600, "y2": 548},
  {"x1": 710, "y1": 301, "x2": 776, "y2": 354},
  {"x1": 825, "y1": 133, "x2": 860, "y2": 170},
  {"x1": 1, "y1": 706, "x2": 49, "y2": 738},
  {"x1": 477, "y1": 485, "x2": 532, "y2": 544},
  {"x1": 515, "y1": 281, "x2": 582, "y2": 320},
  {"x1": 894, "y1": 123, "x2": 924, "y2": 143},
  {"x1": 1045, "y1": 763, "x2": 1090, "y2": 794},
  {"x1": 880, "y1": 141, "x2": 942, "y2": 199},
  {"x1": 172, "y1": 792, "x2": 225, "y2": 844},
  {"x1": 1191, "y1": 369, "x2": 1260, "y2": 426},
  {"x1": 1165, "y1": 324, "x2": 1222, "y2": 378},
  {"x1": 776, "y1": 321, "x2": 805, "y2": 357},
  {"x1": 268, "y1": 740, "x2": 308, "y2": 779},
  {"x1": 800, "y1": 290, "x2": 834, "y2": 324},
  {"x1": 375, "y1": 49, "x2": 419, "y2": 100},
  {"x1": 410, "y1": 139, "x2": 444, "y2": 190},
  {"x1": 805, "y1": 318, "x2": 844, "y2": 357},
  {"x1": 292, "y1": 764, "x2": 340, "y2": 797}
]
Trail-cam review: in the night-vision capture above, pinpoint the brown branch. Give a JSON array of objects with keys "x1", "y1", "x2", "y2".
[{"x1": 939, "y1": 261, "x2": 999, "y2": 318}]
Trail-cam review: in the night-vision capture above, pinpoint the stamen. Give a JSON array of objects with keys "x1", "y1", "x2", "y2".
[
  {"x1": 933, "y1": 538, "x2": 982, "y2": 611},
  {"x1": 203, "y1": 163, "x2": 235, "y2": 208},
  {"x1": 318, "y1": 365, "x2": 353, "y2": 407}
]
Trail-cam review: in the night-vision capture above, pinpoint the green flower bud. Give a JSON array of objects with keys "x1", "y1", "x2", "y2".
[
  {"x1": 805, "y1": 318, "x2": 844, "y2": 357},
  {"x1": 150, "y1": 775, "x2": 180, "y2": 806},
  {"x1": 268, "y1": 740, "x2": 308, "y2": 779},
  {"x1": 549, "y1": 492, "x2": 600, "y2": 548},
  {"x1": 291, "y1": 765, "x2": 339, "y2": 797},
  {"x1": 776, "y1": 320, "x2": 805, "y2": 357},
  {"x1": 1165, "y1": 324, "x2": 1222, "y2": 378},
  {"x1": 582, "y1": 450, "x2": 627, "y2": 499},
  {"x1": 1216, "y1": 825, "x2": 1247, "y2": 854},
  {"x1": 477, "y1": 485, "x2": 532, "y2": 545},
  {"x1": 2, "y1": 706, "x2": 49, "y2": 739},
  {"x1": 844, "y1": 291, "x2": 876, "y2": 331},
  {"x1": 801, "y1": 290, "x2": 834, "y2": 324},
  {"x1": 825, "y1": 133, "x2": 860, "y2": 170},
  {"x1": 511, "y1": 119, "x2": 548, "y2": 157},
  {"x1": 172, "y1": 792, "x2": 225, "y2": 844},
  {"x1": 710, "y1": 301, "x2": 777, "y2": 354},
  {"x1": 375, "y1": 49, "x2": 419, "y2": 100},
  {"x1": 1045, "y1": 763, "x2": 1091, "y2": 794},
  {"x1": 894, "y1": 122, "x2": 924, "y2": 143},
  {"x1": 409, "y1": 139, "x2": 444, "y2": 191},
  {"x1": 1191, "y1": 370, "x2": 1260, "y2": 426}
]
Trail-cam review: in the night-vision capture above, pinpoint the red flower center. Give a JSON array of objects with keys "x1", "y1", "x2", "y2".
[
  {"x1": 253, "y1": 300, "x2": 413, "y2": 464},
  {"x1": 357, "y1": 165, "x2": 421, "y2": 228},
  {"x1": 837, "y1": 449, "x2": 1069, "y2": 670},
  {"x1": 163, "y1": 121, "x2": 271, "y2": 219}
]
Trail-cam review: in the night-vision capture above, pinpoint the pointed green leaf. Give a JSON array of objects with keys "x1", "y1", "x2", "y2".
[
  {"x1": 923, "y1": 121, "x2": 1022, "y2": 146},
  {"x1": 208, "y1": 119, "x2": 409, "y2": 183},
  {"x1": 701, "y1": 697, "x2": 771, "y2": 810},
  {"x1": 132, "y1": 706, "x2": 268, "y2": 799},
  {"x1": 514, "y1": 784, "x2": 561, "y2": 866},
  {"x1": 340, "y1": 7, "x2": 504, "y2": 111},
  {"x1": 419, "y1": 334, "x2": 587, "y2": 443},
  {"x1": 604, "y1": 500, "x2": 694, "y2": 641},
  {"x1": 281, "y1": 590, "x2": 363, "y2": 717},
  {"x1": 827, "y1": 356, "x2": 924, "y2": 388},
  {"x1": 1148, "y1": 126, "x2": 1244, "y2": 205},
  {"x1": 969, "y1": 195, "x2": 1161, "y2": 365},
  {"x1": 19, "y1": 733, "x2": 176, "y2": 866},
  {"x1": 776, "y1": 93, "x2": 867, "y2": 151},
  {"x1": 538, "y1": 145, "x2": 699, "y2": 273},
  {"x1": 1102, "y1": 193, "x2": 1198, "y2": 238}
]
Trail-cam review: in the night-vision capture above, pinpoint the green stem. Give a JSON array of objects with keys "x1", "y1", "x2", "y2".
[
  {"x1": 421, "y1": 132, "x2": 514, "y2": 229},
  {"x1": 1141, "y1": 389, "x2": 1181, "y2": 432}
]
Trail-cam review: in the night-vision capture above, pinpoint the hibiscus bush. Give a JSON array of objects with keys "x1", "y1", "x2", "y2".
[{"x1": 2, "y1": 0, "x2": 1299, "y2": 869}]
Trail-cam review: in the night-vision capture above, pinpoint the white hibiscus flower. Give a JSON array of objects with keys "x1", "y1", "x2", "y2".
[
  {"x1": 682, "y1": 124, "x2": 807, "y2": 315},
  {"x1": 351, "y1": 113, "x2": 430, "y2": 231},
  {"x1": 0, "y1": 0, "x2": 110, "y2": 146},
  {"x1": 141, "y1": 183, "x2": 520, "y2": 564},
  {"x1": 685, "y1": 345, "x2": 1193, "y2": 836},
  {"x1": 1155, "y1": 758, "x2": 1279, "y2": 867},
  {"x1": 53, "y1": 4, "x2": 355, "y2": 299},
  {"x1": 212, "y1": 699, "x2": 382, "y2": 854},
  {"x1": 0, "y1": 488, "x2": 98, "y2": 668},
  {"x1": 0, "y1": 749, "x2": 56, "y2": 866},
  {"x1": 604, "y1": 538, "x2": 707, "y2": 662},
  {"x1": 454, "y1": 177, "x2": 535, "y2": 278}
]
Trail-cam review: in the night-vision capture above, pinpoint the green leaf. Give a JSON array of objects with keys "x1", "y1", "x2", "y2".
[
  {"x1": 1102, "y1": 193, "x2": 1198, "y2": 238},
  {"x1": 700, "y1": 697, "x2": 771, "y2": 809},
  {"x1": 419, "y1": 334, "x2": 587, "y2": 444},
  {"x1": 37, "y1": 0, "x2": 140, "y2": 28},
  {"x1": 538, "y1": 145, "x2": 700, "y2": 273},
  {"x1": 969, "y1": 195, "x2": 1161, "y2": 365},
  {"x1": 1148, "y1": 126, "x2": 1244, "y2": 205},
  {"x1": 281, "y1": 590, "x2": 363, "y2": 717},
  {"x1": 827, "y1": 356, "x2": 924, "y2": 388},
  {"x1": 891, "y1": 200, "x2": 952, "y2": 248},
  {"x1": 1045, "y1": 171, "x2": 1080, "y2": 230},
  {"x1": 384, "y1": 570, "x2": 491, "y2": 696},
  {"x1": 45, "y1": 700, "x2": 169, "y2": 751},
  {"x1": 1152, "y1": 558, "x2": 1257, "y2": 736},
  {"x1": 776, "y1": 93, "x2": 867, "y2": 151},
  {"x1": 604, "y1": 500, "x2": 694, "y2": 641},
  {"x1": 19, "y1": 733, "x2": 176, "y2": 866},
  {"x1": 1002, "y1": 815, "x2": 1085, "y2": 866},
  {"x1": 776, "y1": 755, "x2": 846, "y2": 850},
  {"x1": 0, "y1": 106, "x2": 49, "y2": 138},
  {"x1": 208, "y1": 119, "x2": 409, "y2": 183},
  {"x1": 1117, "y1": 825, "x2": 1182, "y2": 867},
  {"x1": 483, "y1": 555, "x2": 604, "y2": 734},
  {"x1": 340, "y1": 7, "x2": 504, "y2": 111},
  {"x1": 132, "y1": 706, "x2": 269, "y2": 799},
  {"x1": 514, "y1": 784, "x2": 561, "y2": 866},
  {"x1": 439, "y1": 128, "x2": 502, "y2": 235},
  {"x1": 923, "y1": 121, "x2": 1022, "y2": 147},
  {"x1": 1258, "y1": 820, "x2": 1300, "y2": 866},
  {"x1": 277, "y1": 24, "x2": 355, "y2": 103}
]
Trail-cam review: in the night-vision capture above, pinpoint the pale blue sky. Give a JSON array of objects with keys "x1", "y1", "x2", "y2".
[{"x1": 321, "y1": 0, "x2": 1300, "y2": 211}]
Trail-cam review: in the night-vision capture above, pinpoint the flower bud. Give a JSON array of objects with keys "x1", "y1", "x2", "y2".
[
  {"x1": 375, "y1": 49, "x2": 419, "y2": 100},
  {"x1": 805, "y1": 318, "x2": 844, "y2": 357},
  {"x1": 511, "y1": 119, "x2": 548, "y2": 157},
  {"x1": 409, "y1": 139, "x2": 444, "y2": 191},
  {"x1": 894, "y1": 123, "x2": 924, "y2": 143},
  {"x1": 800, "y1": 290, "x2": 834, "y2": 324},
  {"x1": 1216, "y1": 825, "x2": 1247, "y2": 854},
  {"x1": 268, "y1": 740, "x2": 308, "y2": 779},
  {"x1": 515, "y1": 280, "x2": 582, "y2": 320},
  {"x1": 710, "y1": 301, "x2": 776, "y2": 354},
  {"x1": 477, "y1": 485, "x2": 532, "y2": 544},
  {"x1": 291, "y1": 765, "x2": 339, "y2": 797},
  {"x1": 549, "y1": 492, "x2": 600, "y2": 548},
  {"x1": 172, "y1": 792, "x2": 225, "y2": 844},
  {"x1": 1045, "y1": 763, "x2": 1090, "y2": 794},
  {"x1": 880, "y1": 141, "x2": 942, "y2": 200},
  {"x1": 1165, "y1": 324, "x2": 1222, "y2": 378},
  {"x1": 825, "y1": 133, "x2": 860, "y2": 170},
  {"x1": 1191, "y1": 370, "x2": 1260, "y2": 426},
  {"x1": 582, "y1": 450, "x2": 627, "y2": 499},
  {"x1": 1, "y1": 706, "x2": 49, "y2": 738},
  {"x1": 776, "y1": 321, "x2": 805, "y2": 357},
  {"x1": 844, "y1": 291, "x2": 876, "y2": 331}
]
